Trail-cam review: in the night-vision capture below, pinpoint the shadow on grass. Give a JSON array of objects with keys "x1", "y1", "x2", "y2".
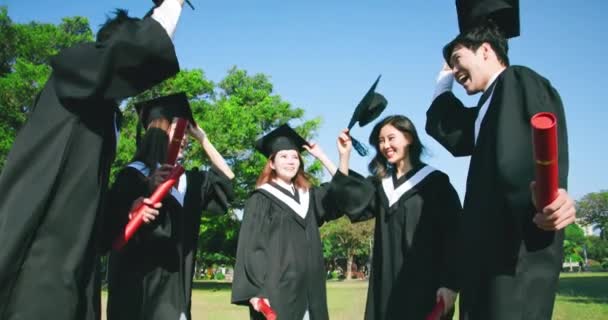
[
  {"x1": 557, "y1": 274, "x2": 608, "y2": 304},
  {"x1": 192, "y1": 281, "x2": 233, "y2": 291}
]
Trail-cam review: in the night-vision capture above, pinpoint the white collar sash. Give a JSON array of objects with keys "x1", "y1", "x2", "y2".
[
  {"x1": 258, "y1": 183, "x2": 310, "y2": 218},
  {"x1": 381, "y1": 165, "x2": 436, "y2": 207}
]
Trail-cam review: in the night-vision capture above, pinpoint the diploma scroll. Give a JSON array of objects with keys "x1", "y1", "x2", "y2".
[
  {"x1": 531, "y1": 112, "x2": 559, "y2": 211},
  {"x1": 425, "y1": 296, "x2": 445, "y2": 320},
  {"x1": 257, "y1": 299, "x2": 277, "y2": 320},
  {"x1": 166, "y1": 118, "x2": 189, "y2": 165},
  {"x1": 112, "y1": 165, "x2": 185, "y2": 250}
]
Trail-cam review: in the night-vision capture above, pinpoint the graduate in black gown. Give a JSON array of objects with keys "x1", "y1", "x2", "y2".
[
  {"x1": 231, "y1": 124, "x2": 373, "y2": 320},
  {"x1": 426, "y1": 1, "x2": 576, "y2": 318},
  {"x1": 103, "y1": 93, "x2": 234, "y2": 320},
  {"x1": 335, "y1": 115, "x2": 462, "y2": 320},
  {"x1": 0, "y1": 1, "x2": 186, "y2": 319}
]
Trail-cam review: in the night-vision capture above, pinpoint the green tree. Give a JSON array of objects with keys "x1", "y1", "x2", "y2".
[
  {"x1": 584, "y1": 236, "x2": 608, "y2": 262},
  {"x1": 576, "y1": 190, "x2": 608, "y2": 240},
  {"x1": 320, "y1": 217, "x2": 374, "y2": 279},
  {"x1": 564, "y1": 224, "x2": 585, "y2": 263},
  {"x1": 0, "y1": 9, "x2": 326, "y2": 267},
  {"x1": 117, "y1": 67, "x2": 323, "y2": 267},
  {"x1": 0, "y1": 7, "x2": 93, "y2": 167}
]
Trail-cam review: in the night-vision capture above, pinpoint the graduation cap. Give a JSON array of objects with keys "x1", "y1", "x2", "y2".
[
  {"x1": 455, "y1": 0, "x2": 520, "y2": 38},
  {"x1": 134, "y1": 92, "x2": 196, "y2": 129},
  {"x1": 255, "y1": 124, "x2": 311, "y2": 158},
  {"x1": 347, "y1": 75, "x2": 388, "y2": 156}
]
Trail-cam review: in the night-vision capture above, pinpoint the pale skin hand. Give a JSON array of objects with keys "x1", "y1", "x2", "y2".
[
  {"x1": 148, "y1": 164, "x2": 174, "y2": 189},
  {"x1": 249, "y1": 297, "x2": 271, "y2": 312},
  {"x1": 436, "y1": 287, "x2": 457, "y2": 315},
  {"x1": 530, "y1": 182, "x2": 577, "y2": 231},
  {"x1": 337, "y1": 128, "x2": 352, "y2": 175},
  {"x1": 442, "y1": 62, "x2": 453, "y2": 72},
  {"x1": 129, "y1": 197, "x2": 162, "y2": 224}
]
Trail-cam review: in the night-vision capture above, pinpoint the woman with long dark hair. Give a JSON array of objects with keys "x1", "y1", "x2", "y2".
[
  {"x1": 341, "y1": 115, "x2": 462, "y2": 319},
  {"x1": 103, "y1": 93, "x2": 234, "y2": 320},
  {"x1": 231, "y1": 124, "x2": 372, "y2": 320}
]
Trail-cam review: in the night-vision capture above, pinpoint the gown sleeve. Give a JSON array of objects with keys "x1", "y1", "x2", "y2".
[
  {"x1": 50, "y1": 17, "x2": 179, "y2": 102},
  {"x1": 425, "y1": 91, "x2": 479, "y2": 157},
  {"x1": 198, "y1": 167, "x2": 235, "y2": 215},
  {"x1": 311, "y1": 170, "x2": 376, "y2": 225},
  {"x1": 494, "y1": 67, "x2": 568, "y2": 249},
  {"x1": 434, "y1": 174, "x2": 463, "y2": 292},
  {"x1": 231, "y1": 193, "x2": 273, "y2": 305}
]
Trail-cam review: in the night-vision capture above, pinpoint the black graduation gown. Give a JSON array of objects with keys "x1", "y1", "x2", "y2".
[
  {"x1": 231, "y1": 171, "x2": 373, "y2": 320},
  {"x1": 426, "y1": 66, "x2": 569, "y2": 320},
  {"x1": 0, "y1": 17, "x2": 179, "y2": 320},
  {"x1": 340, "y1": 167, "x2": 462, "y2": 320},
  {"x1": 104, "y1": 165, "x2": 233, "y2": 320}
]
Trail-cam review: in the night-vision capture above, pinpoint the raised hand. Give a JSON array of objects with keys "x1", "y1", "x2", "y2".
[
  {"x1": 337, "y1": 128, "x2": 352, "y2": 157},
  {"x1": 303, "y1": 142, "x2": 327, "y2": 160}
]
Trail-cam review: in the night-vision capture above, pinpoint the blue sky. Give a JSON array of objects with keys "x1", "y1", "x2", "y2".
[{"x1": 2, "y1": 0, "x2": 606, "y2": 200}]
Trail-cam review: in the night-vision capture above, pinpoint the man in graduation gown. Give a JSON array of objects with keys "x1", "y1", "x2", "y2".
[
  {"x1": 426, "y1": 1, "x2": 576, "y2": 319},
  {"x1": 0, "y1": 1, "x2": 187, "y2": 319}
]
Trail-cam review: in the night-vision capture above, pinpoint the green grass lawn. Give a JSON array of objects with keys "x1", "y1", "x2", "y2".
[{"x1": 101, "y1": 272, "x2": 608, "y2": 319}]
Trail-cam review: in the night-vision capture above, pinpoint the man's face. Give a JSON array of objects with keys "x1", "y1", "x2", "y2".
[{"x1": 449, "y1": 44, "x2": 489, "y2": 95}]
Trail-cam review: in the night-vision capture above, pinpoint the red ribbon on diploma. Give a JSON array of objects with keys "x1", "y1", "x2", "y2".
[
  {"x1": 112, "y1": 165, "x2": 185, "y2": 250},
  {"x1": 166, "y1": 118, "x2": 188, "y2": 165},
  {"x1": 425, "y1": 296, "x2": 445, "y2": 320},
  {"x1": 531, "y1": 112, "x2": 559, "y2": 211},
  {"x1": 257, "y1": 299, "x2": 277, "y2": 320}
]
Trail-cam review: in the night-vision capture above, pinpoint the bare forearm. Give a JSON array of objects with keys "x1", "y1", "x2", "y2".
[
  {"x1": 317, "y1": 154, "x2": 338, "y2": 176},
  {"x1": 338, "y1": 152, "x2": 350, "y2": 176},
  {"x1": 197, "y1": 136, "x2": 235, "y2": 179}
]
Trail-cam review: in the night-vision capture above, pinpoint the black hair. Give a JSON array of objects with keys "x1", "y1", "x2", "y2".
[
  {"x1": 368, "y1": 115, "x2": 426, "y2": 178},
  {"x1": 132, "y1": 127, "x2": 168, "y2": 170},
  {"x1": 443, "y1": 19, "x2": 509, "y2": 67},
  {"x1": 96, "y1": 9, "x2": 139, "y2": 42}
]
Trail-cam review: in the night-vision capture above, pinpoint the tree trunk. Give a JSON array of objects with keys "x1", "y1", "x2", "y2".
[{"x1": 346, "y1": 254, "x2": 353, "y2": 280}]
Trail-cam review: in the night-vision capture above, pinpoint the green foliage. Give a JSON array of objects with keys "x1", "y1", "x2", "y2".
[
  {"x1": 585, "y1": 236, "x2": 608, "y2": 261},
  {"x1": 320, "y1": 216, "x2": 374, "y2": 278},
  {"x1": 576, "y1": 190, "x2": 608, "y2": 240},
  {"x1": 0, "y1": 10, "x2": 325, "y2": 267},
  {"x1": 0, "y1": 7, "x2": 93, "y2": 167},
  {"x1": 214, "y1": 272, "x2": 225, "y2": 281}
]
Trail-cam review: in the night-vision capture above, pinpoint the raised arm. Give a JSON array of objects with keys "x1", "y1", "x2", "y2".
[
  {"x1": 189, "y1": 124, "x2": 235, "y2": 180},
  {"x1": 426, "y1": 64, "x2": 478, "y2": 157}
]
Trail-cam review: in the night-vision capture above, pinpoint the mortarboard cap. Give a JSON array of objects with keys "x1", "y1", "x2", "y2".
[
  {"x1": 347, "y1": 75, "x2": 388, "y2": 156},
  {"x1": 134, "y1": 92, "x2": 196, "y2": 129},
  {"x1": 348, "y1": 75, "x2": 388, "y2": 129},
  {"x1": 455, "y1": 0, "x2": 520, "y2": 38},
  {"x1": 255, "y1": 124, "x2": 310, "y2": 158}
]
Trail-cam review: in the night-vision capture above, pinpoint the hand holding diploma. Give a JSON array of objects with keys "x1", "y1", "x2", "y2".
[
  {"x1": 128, "y1": 197, "x2": 161, "y2": 224},
  {"x1": 426, "y1": 296, "x2": 445, "y2": 320},
  {"x1": 250, "y1": 297, "x2": 277, "y2": 320},
  {"x1": 113, "y1": 165, "x2": 185, "y2": 250},
  {"x1": 530, "y1": 112, "x2": 576, "y2": 231}
]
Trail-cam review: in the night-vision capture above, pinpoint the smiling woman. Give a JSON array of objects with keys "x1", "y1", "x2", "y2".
[{"x1": 230, "y1": 124, "x2": 374, "y2": 320}]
